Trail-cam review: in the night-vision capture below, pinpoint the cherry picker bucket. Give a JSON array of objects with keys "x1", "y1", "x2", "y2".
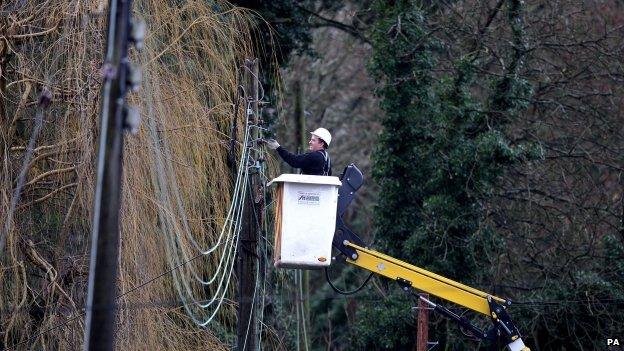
[{"x1": 267, "y1": 174, "x2": 341, "y2": 269}]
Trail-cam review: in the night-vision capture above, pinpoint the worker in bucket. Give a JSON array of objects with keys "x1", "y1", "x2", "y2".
[{"x1": 264, "y1": 127, "x2": 332, "y2": 176}]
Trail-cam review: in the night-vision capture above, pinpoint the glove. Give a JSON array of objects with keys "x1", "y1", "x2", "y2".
[{"x1": 265, "y1": 138, "x2": 280, "y2": 150}]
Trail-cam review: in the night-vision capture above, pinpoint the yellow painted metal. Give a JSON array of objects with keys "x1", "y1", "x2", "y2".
[{"x1": 345, "y1": 243, "x2": 507, "y2": 316}]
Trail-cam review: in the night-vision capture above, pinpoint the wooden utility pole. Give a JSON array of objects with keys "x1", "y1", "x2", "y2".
[
  {"x1": 416, "y1": 293, "x2": 430, "y2": 351},
  {"x1": 293, "y1": 80, "x2": 307, "y2": 150},
  {"x1": 292, "y1": 79, "x2": 311, "y2": 350},
  {"x1": 237, "y1": 58, "x2": 260, "y2": 351},
  {"x1": 83, "y1": 0, "x2": 143, "y2": 349}
]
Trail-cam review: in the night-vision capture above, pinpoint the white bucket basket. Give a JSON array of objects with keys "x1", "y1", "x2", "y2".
[{"x1": 268, "y1": 174, "x2": 342, "y2": 269}]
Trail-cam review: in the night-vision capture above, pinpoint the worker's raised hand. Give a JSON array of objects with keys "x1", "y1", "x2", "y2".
[{"x1": 264, "y1": 139, "x2": 280, "y2": 150}]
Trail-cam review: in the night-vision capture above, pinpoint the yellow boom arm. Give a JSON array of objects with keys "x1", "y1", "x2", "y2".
[
  {"x1": 345, "y1": 242, "x2": 506, "y2": 316},
  {"x1": 341, "y1": 242, "x2": 529, "y2": 351}
]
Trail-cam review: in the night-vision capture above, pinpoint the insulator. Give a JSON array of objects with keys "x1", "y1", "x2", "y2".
[
  {"x1": 126, "y1": 64, "x2": 142, "y2": 93},
  {"x1": 130, "y1": 18, "x2": 146, "y2": 50},
  {"x1": 123, "y1": 105, "x2": 141, "y2": 135}
]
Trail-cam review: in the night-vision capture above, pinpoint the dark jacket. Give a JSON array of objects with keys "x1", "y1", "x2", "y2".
[{"x1": 276, "y1": 147, "x2": 332, "y2": 176}]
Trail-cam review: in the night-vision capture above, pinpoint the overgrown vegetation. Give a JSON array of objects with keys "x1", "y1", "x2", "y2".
[{"x1": 0, "y1": 1, "x2": 269, "y2": 349}]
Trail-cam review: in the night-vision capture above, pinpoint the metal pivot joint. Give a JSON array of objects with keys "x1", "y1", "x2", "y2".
[
  {"x1": 396, "y1": 277, "x2": 412, "y2": 292},
  {"x1": 487, "y1": 297, "x2": 525, "y2": 348}
]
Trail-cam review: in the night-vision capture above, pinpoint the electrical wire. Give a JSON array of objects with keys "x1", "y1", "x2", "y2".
[
  {"x1": 5, "y1": 292, "x2": 624, "y2": 317},
  {"x1": 163, "y1": 94, "x2": 248, "y2": 256},
  {"x1": 324, "y1": 266, "x2": 374, "y2": 295},
  {"x1": 240, "y1": 90, "x2": 270, "y2": 350},
  {"x1": 257, "y1": 158, "x2": 270, "y2": 350},
  {"x1": 153, "y1": 109, "x2": 242, "y2": 284},
  {"x1": 241, "y1": 64, "x2": 265, "y2": 101},
  {"x1": 167, "y1": 120, "x2": 250, "y2": 325},
  {"x1": 146, "y1": 73, "x2": 250, "y2": 294},
  {"x1": 241, "y1": 250, "x2": 261, "y2": 351},
  {"x1": 295, "y1": 271, "x2": 300, "y2": 351},
  {"x1": 157, "y1": 70, "x2": 269, "y2": 327},
  {"x1": 144, "y1": 68, "x2": 253, "y2": 327},
  {"x1": 298, "y1": 270, "x2": 310, "y2": 351}
]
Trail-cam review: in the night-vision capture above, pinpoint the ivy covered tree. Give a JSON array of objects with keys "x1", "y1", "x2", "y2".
[{"x1": 354, "y1": 0, "x2": 537, "y2": 349}]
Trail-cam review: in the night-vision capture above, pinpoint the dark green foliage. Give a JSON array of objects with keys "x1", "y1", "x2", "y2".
[
  {"x1": 234, "y1": 0, "x2": 313, "y2": 66},
  {"x1": 368, "y1": 0, "x2": 532, "y2": 273},
  {"x1": 515, "y1": 234, "x2": 624, "y2": 349},
  {"x1": 353, "y1": 292, "x2": 416, "y2": 350},
  {"x1": 231, "y1": 1, "x2": 341, "y2": 67},
  {"x1": 604, "y1": 233, "x2": 624, "y2": 281},
  {"x1": 357, "y1": 0, "x2": 536, "y2": 349}
]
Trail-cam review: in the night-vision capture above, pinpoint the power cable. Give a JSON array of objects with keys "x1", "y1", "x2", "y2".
[
  {"x1": 164, "y1": 96, "x2": 254, "y2": 326},
  {"x1": 241, "y1": 64, "x2": 265, "y2": 101},
  {"x1": 295, "y1": 271, "x2": 301, "y2": 351},
  {"x1": 168, "y1": 141, "x2": 247, "y2": 324},
  {"x1": 324, "y1": 266, "x2": 374, "y2": 295},
  {"x1": 1, "y1": 313, "x2": 84, "y2": 351},
  {"x1": 241, "y1": 248, "x2": 261, "y2": 351},
  {"x1": 163, "y1": 92, "x2": 250, "y2": 257},
  {"x1": 6, "y1": 292, "x2": 624, "y2": 317},
  {"x1": 512, "y1": 298, "x2": 624, "y2": 306},
  {"x1": 257, "y1": 158, "x2": 270, "y2": 350},
  {"x1": 298, "y1": 270, "x2": 310, "y2": 351},
  {"x1": 142, "y1": 59, "x2": 256, "y2": 325},
  {"x1": 9, "y1": 280, "x2": 621, "y2": 350}
]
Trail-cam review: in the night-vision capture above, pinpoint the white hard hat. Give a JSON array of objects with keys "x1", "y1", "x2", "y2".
[{"x1": 310, "y1": 128, "x2": 332, "y2": 146}]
